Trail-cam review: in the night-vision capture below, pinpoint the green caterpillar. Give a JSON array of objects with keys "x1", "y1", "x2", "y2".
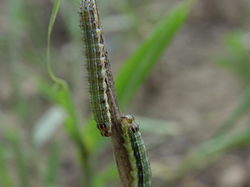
[
  {"x1": 121, "y1": 115, "x2": 152, "y2": 187},
  {"x1": 79, "y1": 0, "x2": 112, "y2": 137}
]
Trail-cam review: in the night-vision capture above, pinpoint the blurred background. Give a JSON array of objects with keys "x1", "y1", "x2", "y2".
[{"x1": 0, "y1": 0, "x2": 250, "y2": 186}]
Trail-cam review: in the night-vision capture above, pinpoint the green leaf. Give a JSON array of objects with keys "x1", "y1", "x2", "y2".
[{"x1": 115, "y1": 0, "x2": 194, "y2": 110}]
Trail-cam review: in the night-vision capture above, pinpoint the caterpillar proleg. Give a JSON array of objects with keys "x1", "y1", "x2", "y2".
[
  {"x1": 121, "y1": 115, "x2": 152, "y2": 187},
  {"x1": 79, "y1": 0, "x2": 112, "y2": 136}
]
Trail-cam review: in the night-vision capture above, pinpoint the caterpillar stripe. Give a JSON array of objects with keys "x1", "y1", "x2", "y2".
[
  {"x1": 121, "y1": 115, "x2": 152, "y2": 187},
  {"x1": 79, "y1": 0, "x2": 112, "y2": 136}
]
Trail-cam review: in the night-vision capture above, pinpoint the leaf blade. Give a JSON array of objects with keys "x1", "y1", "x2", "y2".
[{"x1": 115, "y1": 1, "x2": 194, "y2": 110}]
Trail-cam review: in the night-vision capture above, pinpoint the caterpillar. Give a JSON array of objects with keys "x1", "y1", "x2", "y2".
[
  {"x1": 79, "y1": 0, "x2": 112, "y2": 137},
  {"x1": 121, "y1": 115, "x2": 152, "y2": 187}
]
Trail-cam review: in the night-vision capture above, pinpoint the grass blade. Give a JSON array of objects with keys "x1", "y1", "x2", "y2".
[
  {"x1": 46, "y1": 2, "x2": 92, "y2": 185},
  {"x1": 47, "y1": 0, "x2": 64, "y2": 85},
  {"x1": 115, "y1": 0, "x2": 194, "y2": 110},
  {"x1": 46, "y1": 0, "x2": 80, "y2": 141}
]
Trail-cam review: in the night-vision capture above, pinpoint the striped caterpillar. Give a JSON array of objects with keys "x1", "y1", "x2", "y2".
[
  {"x1": 121, "y1": 115, "x2": 152, "y2": 187},
  {"x1": 79, "y1": 0, "x2": 112, "y2": 136}
]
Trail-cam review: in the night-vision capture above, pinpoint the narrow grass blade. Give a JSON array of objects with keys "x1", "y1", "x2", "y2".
[
  {"x1": 115, "y1": 0, "x2": 194, "y2": 110},
  {"x1": 47, "y1": 2, "x2": 92, "y2": 185},
  {"x1": 47, "y1": 0, "x2": 64, "y2": 86},
  {"x1": 46, "y1": 0, "x2": 81, "y2": 143}
]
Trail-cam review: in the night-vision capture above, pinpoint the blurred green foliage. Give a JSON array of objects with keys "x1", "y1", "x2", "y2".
[
  {"x1": 214, "y1": 31, "x2": 250, "y2": 85},
  {"x1": 1, "y1": 0, "x2": 250, "y2": 187}
]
